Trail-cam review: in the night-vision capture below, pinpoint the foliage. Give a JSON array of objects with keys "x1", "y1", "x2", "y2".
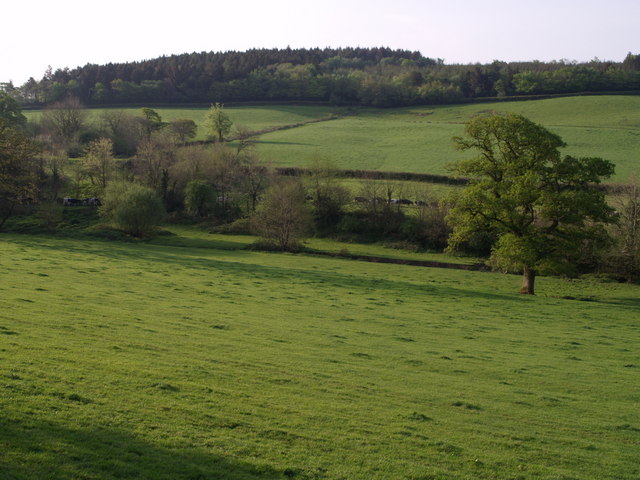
[
  {"x1": 40, "y1": 96, "x2": 88, "y2": 151},
  {"x1": 0, "y1": 91, "x2": 27, "y2": 128},
  {"x1": 168, "y1": 118, "x2": 197, "y2": 144},
  {"x1": 251, "y1": 178, "x2": 311, "y2": 251},
  {"x1": 0, "y1": 120, "x2": 39, "y2": 228},
  {"x1": 34, "y1": 201, "x2": 64, "y2": 231},
  {"x1": 12, "y1": 48, "x2": 640, "y2": 108},
  {"x1": 184, "y1": 179, "x2": 216, "y2": 217},
  {"x1": 100, "y1": 182, "x2": 165, "y2": 237},
  {"x1": 97, "y1": 110, "x2": 143, "y2": 156},
  {"x1": 305, "y1": 157, "x2": 351, "y2": 230},
  {"x1": 140, "y1": 108, "x2": 165, "y2": 138},
  {"x1": 204, "y1": 103, "x2": 232, "y2": 142},
  {"x1": 447, "y1": 113, "x2": 615, "y2": 294},
  {"x1": 134, "y1": 130, "x2": 178, "y2": 193},
  {"x1": 401, "y1": 201, "x2": 452, "y2": 250},
  {"x1": 83, "y1": 138, "x2": 115, "y2": 191}
]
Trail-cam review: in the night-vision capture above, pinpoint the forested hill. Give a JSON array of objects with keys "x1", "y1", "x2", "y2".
[{"x1": 8, "y1": 47, "x2": 640, "y2": 107}]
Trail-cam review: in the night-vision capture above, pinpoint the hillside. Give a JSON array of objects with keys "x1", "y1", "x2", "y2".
[{"x1": 254, "y1": 95, "x2": 640, "y2": 181}]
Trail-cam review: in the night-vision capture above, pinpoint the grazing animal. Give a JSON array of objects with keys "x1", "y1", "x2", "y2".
[{"x1": 399, "y1": 199, "x2": 414, "y2": 205}]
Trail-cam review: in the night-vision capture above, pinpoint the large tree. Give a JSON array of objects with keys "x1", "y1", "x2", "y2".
[{"x1": 447, "y1": 113, "x2": 615, "y2": 294}]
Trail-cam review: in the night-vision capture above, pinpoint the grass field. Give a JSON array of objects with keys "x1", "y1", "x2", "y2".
[
  {"x1": 253, "y1": 96, "x2": 640, "y2": 181},
  {"x1": 24, "y1": 96, "x2": 640, "y2": 181},
  {"x1": 1, "y1": 229, "x2": 639, "y2": 479}
]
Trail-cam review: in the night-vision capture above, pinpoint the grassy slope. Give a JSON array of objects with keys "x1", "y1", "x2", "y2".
[
  {"x1": 1, "y1": 231, "x2": 639, "y2": 480},
  {"x1": 254, "y1": 96, "x2": 640, "y2": 181}
]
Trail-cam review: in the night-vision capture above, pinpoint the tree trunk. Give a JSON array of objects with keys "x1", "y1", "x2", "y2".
[{"x1": 519, "y1": 267, "x2": 536, "y2": 295}]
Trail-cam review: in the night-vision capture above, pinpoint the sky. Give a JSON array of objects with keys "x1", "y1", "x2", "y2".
[{"x1": 2, "y1": 0, "x2": 638, "y2": 85}]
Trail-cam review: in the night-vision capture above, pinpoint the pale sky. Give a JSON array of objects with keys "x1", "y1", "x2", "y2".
[{"x1": 2, "y1": 0, "x2": 638, "y2": 85}]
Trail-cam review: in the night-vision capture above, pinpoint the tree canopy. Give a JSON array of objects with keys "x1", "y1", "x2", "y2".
[
  {"x1": 0, "y1": 119, "x2": 39, "y2": 228},
  {"x1": 8, "y1": 48, "x2": 640, "y2": 107},
  {"x1": 0, "y1": 92, "x2": 26, "y2": 128},
  {"x1": 204, "y1": 103, "x2": 232, "y2": 142},
  {"x1": 447, "y1": 113, "x2": 615, "y2": 294}
]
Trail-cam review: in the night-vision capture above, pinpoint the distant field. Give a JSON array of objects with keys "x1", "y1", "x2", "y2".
[
  {"x1": 24, "y1": 96, "x2": 640, "y2": 181},
  {"x1": 254, "y1": 96, "x2": 640, "y2": 181},
  {"x1": 1, "y1": 230, "x2": 639, "y2": 479}
]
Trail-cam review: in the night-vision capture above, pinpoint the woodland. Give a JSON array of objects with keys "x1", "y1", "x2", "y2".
[{"x1": 3, "y1": 47, "x2": 640, "y2": 107}]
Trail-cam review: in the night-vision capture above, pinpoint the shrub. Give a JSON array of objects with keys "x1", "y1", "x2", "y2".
[{"x1": 100, "y1": 182, "x2": 165, "y2": 238}]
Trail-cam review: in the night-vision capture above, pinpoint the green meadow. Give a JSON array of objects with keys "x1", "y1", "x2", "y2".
[{"x1": 1, "y1": 230, "x2": 639, "y2": 479}]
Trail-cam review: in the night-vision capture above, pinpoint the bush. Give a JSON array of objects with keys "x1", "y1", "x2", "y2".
[{"x1": 100, "y1": 182, "x2": 165, "y2": 238}]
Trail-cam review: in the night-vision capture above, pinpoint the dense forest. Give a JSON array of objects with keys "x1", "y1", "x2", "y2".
[{"x1": 4, "y1": 47, "x2": 640, "y2": 107}]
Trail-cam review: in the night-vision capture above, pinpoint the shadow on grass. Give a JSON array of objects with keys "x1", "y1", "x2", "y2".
[
  {"x1": 148, "y1": 234, "x2": 252, "y2": 251},
  {"x1": 5, "y1": 234, "x2": 525, "y2": 304},
  {"x1": 0, "y1": 414, "x2": 287, "y2": 480}
]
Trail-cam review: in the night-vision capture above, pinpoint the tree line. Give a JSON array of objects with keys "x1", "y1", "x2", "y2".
[{"x1": 3, "y1": 48, "x2": 640, "y2": 107}]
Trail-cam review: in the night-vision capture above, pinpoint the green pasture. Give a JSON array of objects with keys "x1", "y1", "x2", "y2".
[
  {"x1": 149, "y1": 226, "x2": 481, "y2": 265},
  {"x1": 1, "y1": 229, "x2": 639, "y2": 479},
  {"x1": 254, "y1": 96, "x2": 640, "y2": 181}
]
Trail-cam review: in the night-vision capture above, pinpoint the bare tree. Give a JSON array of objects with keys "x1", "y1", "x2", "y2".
[{"x1": 41, "y1": 97, "x2": 87, "y2": 150}]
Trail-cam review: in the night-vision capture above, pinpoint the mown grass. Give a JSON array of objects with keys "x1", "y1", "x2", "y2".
[{"x1": 1, "y1": 230, "x2": 639, "y2": 479}]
